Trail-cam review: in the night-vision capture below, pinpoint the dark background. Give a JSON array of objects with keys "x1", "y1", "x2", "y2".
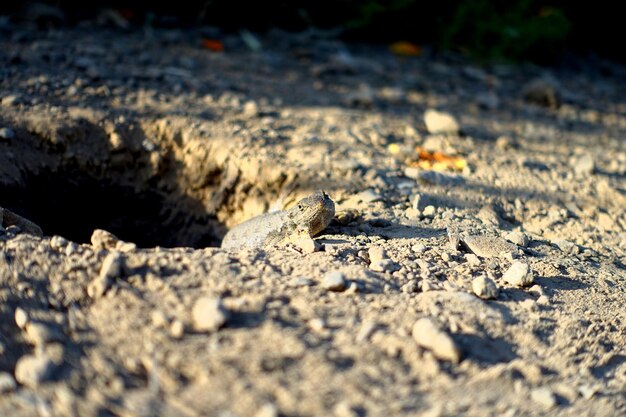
[{"x1": 1, "y1": 1, "x2": 623, "y2": 64}]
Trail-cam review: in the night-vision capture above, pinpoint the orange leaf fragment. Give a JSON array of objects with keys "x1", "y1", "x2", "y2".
[
  {"x1": 390, "y1": 41, "x2": 422, "y2": 57},
  {"x1": 202, "y1": 39, "x2": 224, "y2": 52},
  {"x1": 408, "y1": 147, "x2": 467, "y2": 172}
]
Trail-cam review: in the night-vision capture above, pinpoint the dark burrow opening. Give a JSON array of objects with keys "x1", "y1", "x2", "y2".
[{"x1": 0, "y1": 168, "x2": 225, "y2": 248}]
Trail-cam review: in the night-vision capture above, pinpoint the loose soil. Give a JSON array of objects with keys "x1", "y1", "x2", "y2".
[{"x1": 1, "y1": 25, "x2": 625, "y2": 416}]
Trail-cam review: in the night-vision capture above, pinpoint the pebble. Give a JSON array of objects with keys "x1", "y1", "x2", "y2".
[
  {"x1": 465, "y1": 254, "x2": 481, "y2": 266},
  {"x1": 15, "y1": 307, "x2": 29, "y2": 329},
  {"x1": 90, "y1": 229, "x2": 120, "y2": 250},
  {"x1": 502, "y1": 261, "x2": 534, "y2": 287},
  {"x1": 14, "y1": 354, "x2": 56, "y2": 387},
  {"x1": 368, "y1": 246, "x2": 387, "y2": 263},
  {"x1": 412, "y1": 318, "x2": 461, "y2": 363},
  {"x1": 505, "y1": 231, "x2": 530, "y2": 247},
  {"x1": 169, "y1": 319, "x2": 185, "y2": 338},
  {"x1": 308, "y1": 318, "x2": 326, "y2": 333},
  {"x1": 191, "y1": 296, "x2": 230, "y2": 332},
  {"x1": 255, "y1": 403, "x2": 279, "y2": 417},
  {"x1": 242, "y1": 100, "x2": 259, "y2": 117},
  {"x1": 334, "y1": 400, "x2": 359, "y2": 417},
  {"x1": 0, "y1": 127, "x2": 15, "y2": 140},
  {"x1": 571, "y1": 154, "x2": 595, "y2": 177},
  {"x1": 356, "y1": 320, "x2": 378, "y2": 342},
  {"x1": 368, "y1": 246, "x2": 399, "y2": 272},
  {"x1": 530, "y1": 387, "x2": 557, "y2": 409},
  {"x1": 294, "y1": 236, "x2": 320, "y2": 253},
  {"x1": 88, "y1": 252, "x2": 123, "y2": 298},
  {"x1": 0, "y1": 372, "x2": 16, "y2": 392},
  {"x1": 422, "y1": 205, "x2": 436, "y2": 218},
  {"x1": 50, "y1": 236, "x2": 69, "y2": 250},
  {"x1": 423, "y1": 109, "x2": 460, "y2": 135},
  {"x1": 472, "y1": 275, "x2": 499, "y2": 299},
  {"x1": 461, "y1": 235, "x2": 518, "y2": 258},
  {"x1": 321, "y1": 271, "x2": 347, "y2": 292}
]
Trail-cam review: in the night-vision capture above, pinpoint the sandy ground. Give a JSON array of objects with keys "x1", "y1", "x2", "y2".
[{"x1": 1, "y1": 25, "x2": 625, "y2": 417}]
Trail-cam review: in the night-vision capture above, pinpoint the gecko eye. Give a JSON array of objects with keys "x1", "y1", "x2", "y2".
[{"x1": 298, "y1": 203, "x2": 303, "y2": 210}]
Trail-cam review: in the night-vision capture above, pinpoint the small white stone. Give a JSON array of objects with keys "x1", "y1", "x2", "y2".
[
  {"x1": 308, "y1": 318, "x2": 326, "y2": 333},
  {"x1": 90, "y1": 229, "x2": 119, "y2": 250},
  {"x1": 422, "y1": 205, "x2": 436, "y2": 218},
  {"x1": 88, "y1": 252, "x2": 123, "y2": 299},
  {"x1": 505, "y1": 231, "x2": 530, "y2": 247},
  {"x1": 192, "y1": 296, "x2": 230, "y2": 332},
  {"x1": 14, "y1": 354, "x2": 56, "y2": 387},
  {"x1": 370, "y1": 259, "x2": 399, "y2": 273},
  {"x1": 321, "y1": 271, "x2": 347, "y2": 292},
  {"x1": 465, "y1": 253, "x2": 481, "y2": 266},
  {"x1": 15, "y1": 307, "x2": 29, "y2": 329},
  {"x1": 502, "y1": 261, "x2": 534, "y2": 287},
  {"x1": 169, "y1": 319, "x2": 185, "y2": 338},
  {"x1": 50, "y1": 235, "x2": 68, "y2": 250},
  {"x1": 412, "y1": 318, "x2": 461, "y2": 363},
  {"x1": 368, "y1": 246, "x2": 387, "y2": 263},
  {"x1": 472, "y1": 275, "x2": 499, "y2": 299},
  {"x1": 294, "y1": 236, "x2": 320, "y2": 253},
  {"x1": 424, "y1": 109, "x2": 460, "y2": 135},
  {"x1": 531, "y1": 387, "x2": 557, "y2": 409},
  {"x1": 255, "y1": 403, "x2": 279, "y2": 417}
]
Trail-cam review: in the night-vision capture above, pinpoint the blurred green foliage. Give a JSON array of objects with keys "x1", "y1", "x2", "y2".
[
  {"x1": 440, "y1": 0, "x2": 571, "y2": 62},
  {"x1": 3, "y1": 1, "x2": 621, "y2": 63}
]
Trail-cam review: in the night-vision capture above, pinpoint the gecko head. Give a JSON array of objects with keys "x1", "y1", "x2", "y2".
[{"x1": 292, "y1": 190, "x2": 335, "y2": 236}]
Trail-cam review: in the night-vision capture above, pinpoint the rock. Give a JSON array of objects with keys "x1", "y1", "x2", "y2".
[
  {"x1": 294, "y1": 236, "x2": 320, "y2": 253},
  {"x1": 334, "y1": 400, "x2": 359, "y2": 417},
  {"x1": 15, "y1": 307, "x2": 29, "y2": 329},
  {"x1": 242, "y1": 100, "x2": 259, "y2": 117},
  {"x1": 460, "y1": 235, "x2": 518, "y2": 258},
  {"x1": 472, "y1": 275, "x2": 499, "y2": 299},
  {"x1": 169, "y1": 320, "x2": 185, "y2": 339},
  {"x1": 424, "y1": 109, "x2": 460, "y2": 135},
  {"x1": 321, "y1": 271, "x2": 347, "y2": 292},
  {"x1": 368, "y1": 246, "x2": 387, "y2": 263},
  {"x1": 368, "y1": 246, "x2": 399, "y2": 272},
  {"x1": 0, "y1": 372, "x2": 16, "y2": 393},
  {"x1": 571, "y1": 154, "x2": 595, "y2": 177},
  {"x1": 88, "y1": 252, "x2": 123, "y2": 298},
  {"x1": 412, "y1": 318, "x2": 461, "y2": 363},
  {"x1": 422, "y1": 205, "x2": 436, "y2": 218},
  {"x1": 91, "y1": 229, "x2": 120, "y2": 250},
  {"x1": 465, "y1": 254, "x2": 481, "y2": 266},
  {"x1": 370, "y1": 259, "x2": 400, "y2": 273},
  {"x1": 531, "y1": 387, "x2": 557, "y2": 409},
  {"x1": 191, "y1": 296, "x2": 230, "y2": 332},
  {"x1": 356, "y1": 320, "x2": 378, "y2": 342},
  {"x1": 0, "y1": 127, "x2": 15, "y2": 140},
  {"x1": 50, "y1": 235, "x2": 68, "y2": 250},
  {"x1": 116, "y1": 240, "x2": 138, "y2": 252},
  {"x1": 502, "y1": 261, "x2": 534, "y2": 287},
  {"x1": 14, "y1": 354, "x2": 56, "y2": 387},
  {"x1": 505, "y1": 231, "x2": 530, "y2": 247},
  {"x1": 255, "y1": 403, "x2": 279, "y2": 417},
  {"x1": 477, "y1": 205, "x2": 503, "y2": 227},
  {"x1": 522, "y1": 78, "x2": 560, "y2": 108}
]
